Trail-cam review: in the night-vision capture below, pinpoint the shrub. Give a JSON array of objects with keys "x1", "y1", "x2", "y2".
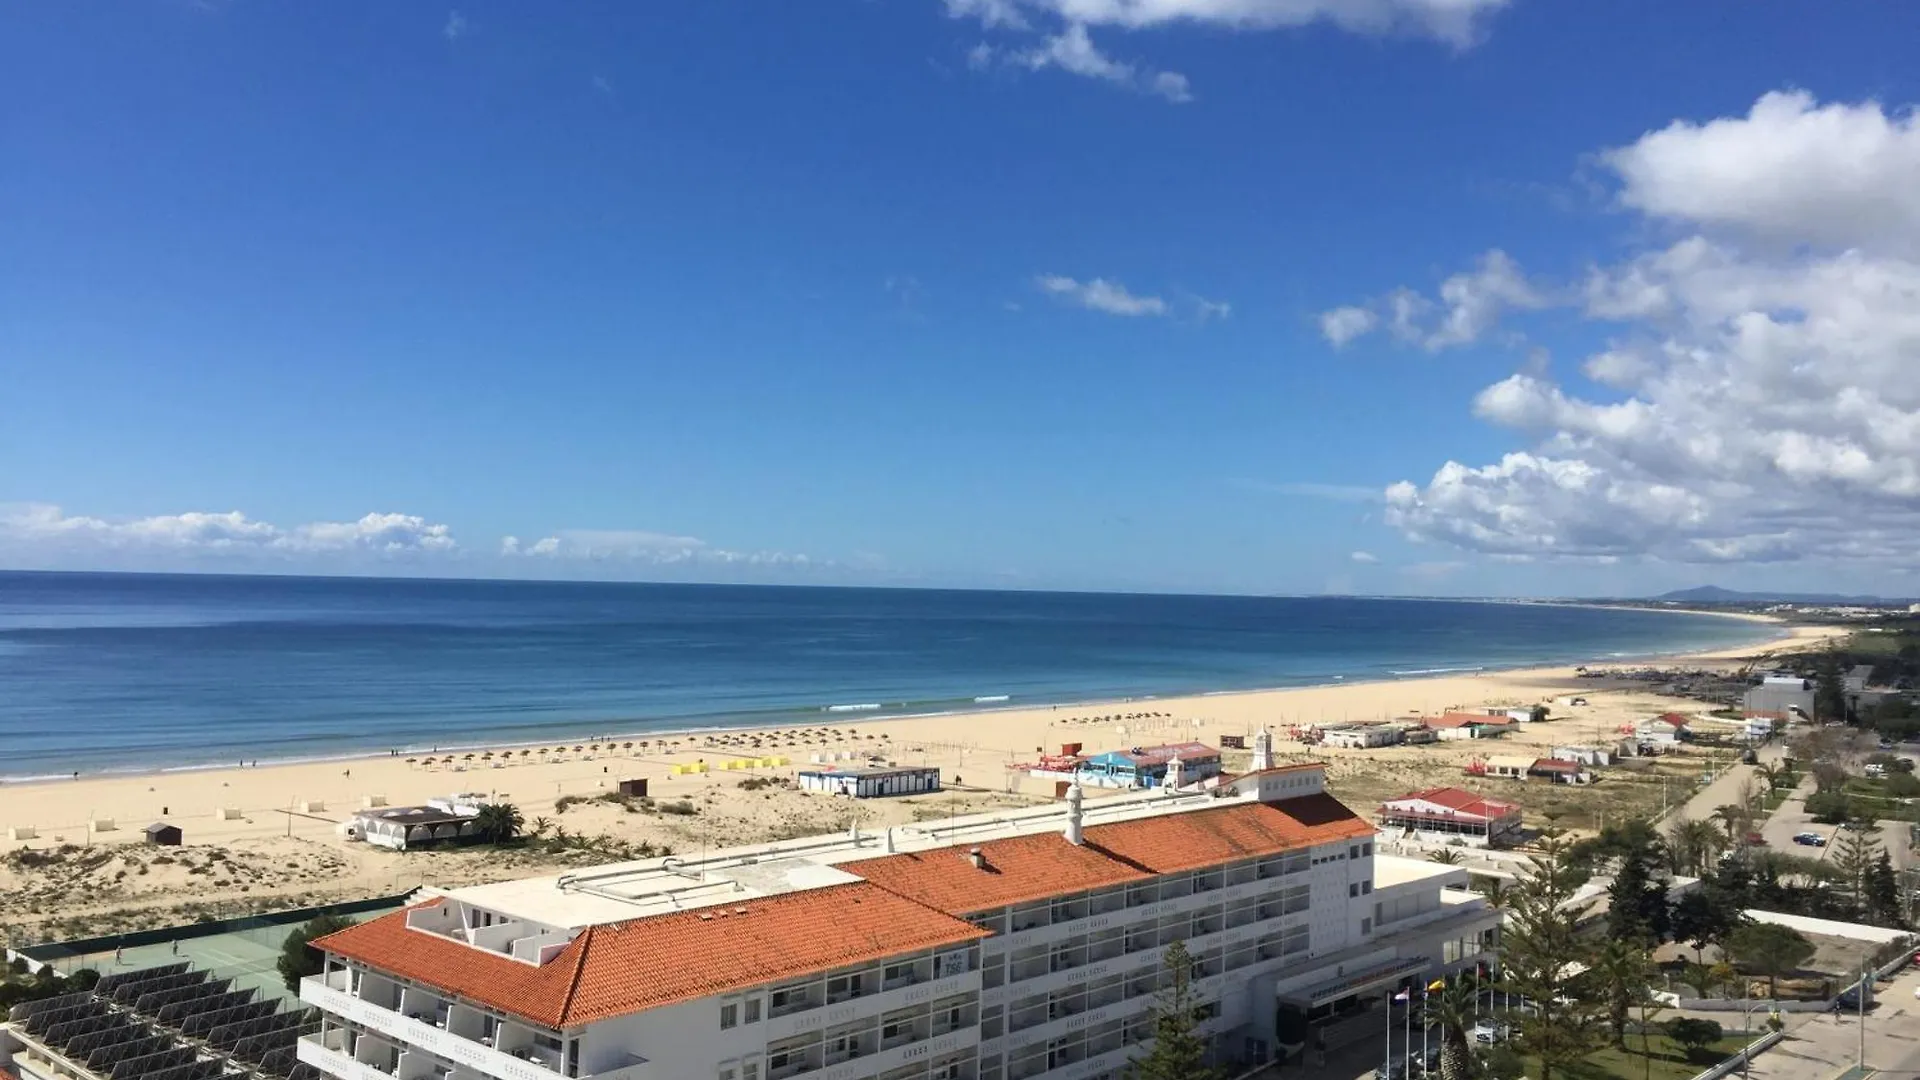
[
  {"x1": 1664, "y1": 1017, "x2": 1724, "y2": 1057},
  {"x1": 1805, "y1": 790, "x2": 1852, "y2": 824},
  {"x1": 276, "y1": 914, "x2": 356, "y2": 991}
]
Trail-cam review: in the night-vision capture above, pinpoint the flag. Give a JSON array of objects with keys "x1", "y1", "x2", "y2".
[
  {"x1": 1428, "y1": 978, "x2": 1448, "y2": 992},
  {"x1": 1393, "y1": 989, "x2": 1410, "y2": 1002}
]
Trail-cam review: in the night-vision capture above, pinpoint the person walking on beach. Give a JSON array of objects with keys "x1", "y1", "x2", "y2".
[{"x1": 114, "y1": 946, "x2": 124, "y2": 965}]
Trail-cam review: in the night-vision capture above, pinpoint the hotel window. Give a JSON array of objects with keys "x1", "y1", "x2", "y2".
[
  {"x1": 1361, "y1": 917, "x2": 1372, "y2": 935},
  {"x1": 1349, "y1": 883, "x2": 1359, "y2": 898},
  {"x1": 720, "y1": 1003, "x2": 739, "y2": 1030},
  {"x1": 827, "y1": 973, "x2": 866, "y2": 1002},
  {"x1": 1363, "y1": 842, "x2": 1373, "y2": 856},
  {"x1": 744, "y1": 997, "x2": 762, "y2": 1023},
  {"x1": 1362, "y1": 881, "x2": 1373, "y2": 895},
  {"x1": 719, "y1": 1066, "x2": 737, "y2": 1080},
  {"x1": 742, "y1": 1063, "x2": 759, "y2": 1080}
]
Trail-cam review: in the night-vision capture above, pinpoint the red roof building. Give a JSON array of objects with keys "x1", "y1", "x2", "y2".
[
  {"x1": 1422, "y1": 713, "x2": 1515, "y2": 731},
  {"x1": 1377, "y1": 786, "x2": 1522, "y2": 842}
]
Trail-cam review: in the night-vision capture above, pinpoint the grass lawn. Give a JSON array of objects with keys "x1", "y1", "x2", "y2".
[
  {"x1": 1762, "y1": 790, "x2": 1788, "y2": 811},
  {"x1": 1526, "y1": 1034, "x2": 1746, "y2": 1080}
]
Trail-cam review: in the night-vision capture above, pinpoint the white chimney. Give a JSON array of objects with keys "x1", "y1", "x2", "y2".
[
  {"x1": 967, "y1": 846, "x2": 986, "y2": 870},
  {"x1": 884, "y1": 826, "x2": 896, "y2": 853},
  {"x1": 1164, "y1": 749, "x2": 1185, "y2": 793},
  {"x1": 1251, "y1": 726, "x2": 1274, "y2": 772},
  {"x1": 1064, "y1": 778, "x2": 1085, "y2": 846}
]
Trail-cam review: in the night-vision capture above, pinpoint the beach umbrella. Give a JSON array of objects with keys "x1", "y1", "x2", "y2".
[
  {"x1": 482, "y1": 752, "x2": 493, "y2": 760},
  {"x1": 624, "y1": 741, "x2": 634, "y2": 752},
  {"x1": 574, "y1": 745, "x2": 584, "y2": 753},
  {"x1": 405, "y1": 758, "x2": 417, "y2": 766}
]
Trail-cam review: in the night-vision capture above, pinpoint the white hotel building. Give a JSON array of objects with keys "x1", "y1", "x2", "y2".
[{"x1": 296, "y1": 759, "x2": 1499, "y2": 1080}]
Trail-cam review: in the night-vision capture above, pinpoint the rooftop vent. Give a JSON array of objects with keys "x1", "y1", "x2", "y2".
[{"x1": 967, "y1": 846, "x2": 986, "y2": 870}]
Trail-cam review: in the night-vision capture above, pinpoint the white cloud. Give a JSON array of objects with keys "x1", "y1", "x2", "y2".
[
  {"x1": 1603, "y1": 90, "x2": 1920, "y2": 254},
  {"x1": 1192, "y1": 294, "x2": 1230, "y2": 320},
  {"x1": 442, "y1": 10, "x2": 467, "y2": 39},
  {"x1": 1325, "y1": 250, "x2": 1543, "y2": 351},
  {"x1": 947, "y1": 0, "x2": 1509, "y2": 47},
  {"x1": 1150, "y1": 71, "x2": 1193, "y2": 103},
  {"x1": 1350, "y1": 90, "x2": 1920, "y2": 567},
  {"x1": 1000, "y1": 22, "x2": 1191, "y2": 102},
  {"x1": 0, "y1": 504, "x2": 457, "y2": 558},
  {"x1": 1350, "y1": 550, "x2": 1380, "y2": 564},
  {"x1": 1319, "y1": 305, "x2": 1377, "y2": 347},
  {"x1": 1235, "y1": 480, "x2": 1383, "y2": 503},
  {"x1": 946, "y1": 0, "x2": 1506, "y2": 101},
  {"x1": 501, "y1": 528, "x2": 811, "y2": 567},
  {"x1": 1036, "y1": 274, "x2": 1169, "y2": 316}
]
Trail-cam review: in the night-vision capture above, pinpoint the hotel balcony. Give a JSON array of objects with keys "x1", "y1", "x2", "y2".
[{"x1": 301, "y1": 976, "x2": 649, "y2": 1080}]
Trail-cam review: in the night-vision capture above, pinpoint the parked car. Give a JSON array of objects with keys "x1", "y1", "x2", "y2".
[
  {"x1": 1744, "y1": 831, "x2": 1767, "y2": 846},
  {"x1": 1471, "y1": 1020, "x2": 1509, "y2": 1044},
  {"x1": 1793, "y1": 832, "x2": 1827, "y2": 847}
]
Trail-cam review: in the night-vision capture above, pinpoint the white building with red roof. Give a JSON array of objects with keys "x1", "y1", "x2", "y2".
[
  {"x1": 292, "y1": 764, "x2": 1498, "y2": 1080},
  {"x1": 1376, "y1": 787, "x2": 1523, "y2": 846}
]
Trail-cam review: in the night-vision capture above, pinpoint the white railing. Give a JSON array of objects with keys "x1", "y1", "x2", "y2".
[
  {"x1": 301, "y1": 978, "x2": 564, "y2": 1080},
  {"x1": 300, "y1": 1034, "x2": 415, "y2": 1080}
]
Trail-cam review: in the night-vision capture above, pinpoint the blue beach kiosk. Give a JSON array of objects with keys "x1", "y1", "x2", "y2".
[{"x1": 1077, "y1": 741, "x2": 1222, "y2": 789}]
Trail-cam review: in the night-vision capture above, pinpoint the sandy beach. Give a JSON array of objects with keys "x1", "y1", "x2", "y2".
[{"x1": 0, "y1": 617, "x2": 1841, "y2": 944}]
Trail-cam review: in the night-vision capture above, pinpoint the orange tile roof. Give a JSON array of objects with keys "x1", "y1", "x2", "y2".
[
  {"x1": 849, "y1": 793, "x2": 1374, "y2": 915},
  {"x1": 315, "y1": 882, "x2": 988, "y2": 1029}
]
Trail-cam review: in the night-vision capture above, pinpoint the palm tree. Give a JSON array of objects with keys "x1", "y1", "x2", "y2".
[
  {"x1": 1590, "y1": 939, "x2": 1653, "y2": 1048},
  {"x1": 1423, "y1": 976, "x2": 1481, "y2": 1080},
  {"x1": 1755, "y1": 762, "x2": 1781, "y2": 790},
  {"x1": 473, "y1": 802, "x2": 524, "y2": 844},
  {"x1": 1430, "y1": 849, "x2": 1464, "y2": 865},
  {"x1": 530, "y1": 816, "x2": 553, "y2": 839},
  {"x1": 1711, "y1": 804, "x2": 1747, "y2": 843},
  {"x1": 1669, "y1": 818, "x2": 1727, "y2": 876}
]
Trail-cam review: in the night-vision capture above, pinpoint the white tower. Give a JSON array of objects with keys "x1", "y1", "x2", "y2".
[
  {"x1": 1251, "y1": 726, "x2": 1274, "y2": 772},
  {"x1": 1064, "y1": 777, "x2": 1085, "y2": 846},
  {"x1": 1164, "y1": 750, "x2": 1185, "y2": 793}
]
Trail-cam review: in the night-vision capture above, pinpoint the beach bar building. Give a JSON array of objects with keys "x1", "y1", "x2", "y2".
[
  {"x1": 351, "y1": 804, "x2": 483, "y2": 851},
  {"x1": 1377, "y1": 787, "x2": 1522, "y2": 845},
  {"x1": 797, "y1": 763, "x2": 941, "y2": 798},
  {"x1": 1076, "y1": 742, "x2": 1222, "y2": 789}
]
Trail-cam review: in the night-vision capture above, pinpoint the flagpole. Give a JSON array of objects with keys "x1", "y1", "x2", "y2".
[
  {"x1": 1423, "y1": 986, "x2": 1430, "y2": 1068},
  {"x1": 1404, "y1": 985, "x2": 1411, "y2": 1076},
  {"x1": 1384, "y1": 987, "x2": 1393, "y2": 1078}
]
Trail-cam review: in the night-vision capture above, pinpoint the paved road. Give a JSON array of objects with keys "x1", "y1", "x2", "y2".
[{"x1": 1746, "y1": 965, "x2": 1920, "y2": 1080}]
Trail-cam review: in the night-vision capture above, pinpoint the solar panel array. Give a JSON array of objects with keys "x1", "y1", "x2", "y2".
[{"x1": 9, "y1": 962, "x2": 319, "y2": 1080}]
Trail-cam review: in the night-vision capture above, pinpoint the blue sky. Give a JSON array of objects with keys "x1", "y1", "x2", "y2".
[{"x1": 5, "y1": 1, "x2": 1920, "y2": 597}]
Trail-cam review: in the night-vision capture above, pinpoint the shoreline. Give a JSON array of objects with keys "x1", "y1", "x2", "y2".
[{"x1": 2, "y1": 606, "x2": 1802, "y2": 787}]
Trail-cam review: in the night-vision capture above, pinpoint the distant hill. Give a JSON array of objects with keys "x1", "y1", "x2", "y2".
[{"x1": 1652, "y1": 585, "x2": 1911, "y2": 605}]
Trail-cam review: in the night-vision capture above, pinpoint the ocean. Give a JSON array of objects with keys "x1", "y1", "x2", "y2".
[{"x1": 0, "y1": 571, "x2": 1778, "y2": 780}]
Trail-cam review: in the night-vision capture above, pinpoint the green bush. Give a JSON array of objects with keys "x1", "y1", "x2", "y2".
[
  {"x1": 277, "y1": 914, "x2": 357, "y2": 991},
  {"x1": 1664, "y1": 1017, "x2": 1724, "y2": 1057},
  {"x1": 1805, "y1": 790, "x2": 1852, "y2": 824}
]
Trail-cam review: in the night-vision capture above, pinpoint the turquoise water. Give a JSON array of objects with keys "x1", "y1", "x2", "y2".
[{"x1": 0, "y1": 571, "x2": 1775, "y2": 779}]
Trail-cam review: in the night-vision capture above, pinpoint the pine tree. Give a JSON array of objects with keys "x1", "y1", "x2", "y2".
[
  {"x1": 1830, "y1": 831, "x2": 1879, "y2": 920},
  {"x1": 1497, "y1": 832, "x2": 1605, "y2": 1080},
  {"x1": 1606, "y1": 840, "x2": 1670, "y2": 946},
  {"x1": 1127, "y1": 940, "x2": 1216, "y2": 1080},
  {"x1": 1865, "y1": 850, "x2": 1903, "y2": 927}
]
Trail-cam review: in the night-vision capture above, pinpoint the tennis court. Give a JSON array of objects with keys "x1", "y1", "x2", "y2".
[{"x1": 40, "y1": 905, "x2": 397, "y2": 1006}]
